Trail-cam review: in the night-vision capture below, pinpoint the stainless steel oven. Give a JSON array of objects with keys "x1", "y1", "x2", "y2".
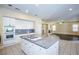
[
  {"x1": 4, "y1": 25, "x2": 15, "y2": 41},
  {"x1": 6, "y1": 34, "x2": 14, "y2": 38}
]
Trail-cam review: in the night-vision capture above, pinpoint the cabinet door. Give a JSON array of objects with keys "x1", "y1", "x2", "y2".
[
  {"x1": 15, "y1": 19, "x2": 34, "y2": 29},
  {"x1": 21, "y1": 39, "x2": 46, "y2": 55},
  {"x1": 3, "y1": 17, "x2": 10, "y2": 26},
  {"x1": 9, "y1": 18, "x2": 15, "y2": 26},
  {"x1": 3, "y1": 17, "x2": 15, "y2": 26}
]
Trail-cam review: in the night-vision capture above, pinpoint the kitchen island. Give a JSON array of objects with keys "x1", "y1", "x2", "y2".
[{"x1": 20, "y1": 34, "x2": 59, "y2": 55}]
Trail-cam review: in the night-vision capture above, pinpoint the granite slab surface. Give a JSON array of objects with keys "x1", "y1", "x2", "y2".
[{"x1": 20, "y1": 35, "x2": 59, "y2": 49}]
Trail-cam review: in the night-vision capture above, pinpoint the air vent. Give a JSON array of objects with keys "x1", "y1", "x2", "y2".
[
  {"x1": 15, "y1": 8, "x2": 20, "y2": 10},
  {"x1": 8, "y1": 4, "x2": 12, "y2": 6},
  {"x1": 35, "y1": 14, "x2": 37, "y2": 16},
  {"x1": 8, "y1": 4, "x2": 20, "y2": 11}
]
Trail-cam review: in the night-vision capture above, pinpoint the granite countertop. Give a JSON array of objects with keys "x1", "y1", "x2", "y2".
[{"x1": 20, "y1": 35, "x2": 59, "y2": 49}]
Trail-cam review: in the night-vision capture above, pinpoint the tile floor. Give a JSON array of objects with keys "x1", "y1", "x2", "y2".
[{"x1": 0, "y1": 38, "x2": 79, "y2": 55}]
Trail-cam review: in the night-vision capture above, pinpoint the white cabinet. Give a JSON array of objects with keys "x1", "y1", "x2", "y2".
[
  {"x1": 15, "y1": 19, "x2": 34, "y2": 29},
  {"x1": 2, "y1": 17, "x2": 16, "y2": 47},
  {"x1": 3, "y1": 17, "x2": 15, "y2": 26},
  {"x1": 21, "y1": 39, "x2": 59, "y2": 55}
]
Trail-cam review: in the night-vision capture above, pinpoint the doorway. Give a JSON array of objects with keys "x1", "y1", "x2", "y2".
[{"x1": 42, "y1": 24, "x2": 48, "y2": 36}]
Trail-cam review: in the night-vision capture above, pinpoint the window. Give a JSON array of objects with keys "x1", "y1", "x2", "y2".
[
  {"x1": 52, "y1": 25, "x2": 56, "y2": 31},
  {"x1": 72, "y1": 24, "x2": 78, "y2": 32}
]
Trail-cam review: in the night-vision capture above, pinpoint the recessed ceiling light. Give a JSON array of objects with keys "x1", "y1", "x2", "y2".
[
  {"x1": 25, "y1": 9, "x2": 29, "y2": 13},
  {"x1": 69, "y1": 8, "x2": 72, "y2": 11},
  {"x1": 35, "y1": 4, "x2": 39, "y2": 7}
]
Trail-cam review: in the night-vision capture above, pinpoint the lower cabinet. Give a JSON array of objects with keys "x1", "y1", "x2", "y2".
[{"x1": 21, "y1": 39, "x2": 59, "y2": 55}]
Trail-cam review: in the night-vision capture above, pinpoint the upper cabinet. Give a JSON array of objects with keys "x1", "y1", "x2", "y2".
[
  {"x1": 3, "y1": 17, "x2": 34, "y2": 29},
  {"x1": 15, "y1": 19, "x2": 34, "y2": 29},
  {"x1": 3, "y1": 17, "x2": 15, "y2": 26}
]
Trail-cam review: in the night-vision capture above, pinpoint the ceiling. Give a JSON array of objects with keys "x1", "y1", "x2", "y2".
[{"x1": 2, "y1": 4, "x2": 79, "y2": 22}]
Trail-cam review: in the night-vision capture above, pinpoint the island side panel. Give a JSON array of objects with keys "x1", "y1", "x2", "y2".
[{"x1": 21, "y1": 38, "x2": 59, "y2": 55}]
